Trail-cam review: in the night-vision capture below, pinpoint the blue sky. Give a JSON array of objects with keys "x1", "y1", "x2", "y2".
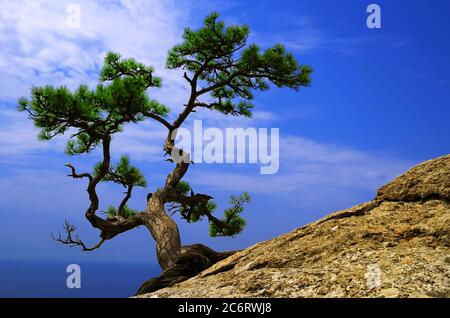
[{"x1": 0, "y1": 0, "x2": 449, "y2": 264}]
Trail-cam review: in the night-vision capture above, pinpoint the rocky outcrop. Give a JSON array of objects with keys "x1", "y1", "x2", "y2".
[
  {"x1": 138, "y1": 155, "x2": 450, "y2": 298},
  {"x1": 377, "y1": 155, "x2": 450, "y2": 202}
]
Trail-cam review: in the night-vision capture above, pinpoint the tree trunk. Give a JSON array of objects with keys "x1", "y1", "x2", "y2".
[
  {"x1": 138, "y1": 191, "x2": 238, "y2": 295},
  {"x1": 136, "y1": 138, "x2": 237, "y2": 294},
  {"x1": 145, "y1": 192, "x2": 182, "y2": 270}
]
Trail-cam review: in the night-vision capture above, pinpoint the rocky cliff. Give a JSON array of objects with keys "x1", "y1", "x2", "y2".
[{"x1": 138, "y1": 155, "x2": 450, "y2": 298}]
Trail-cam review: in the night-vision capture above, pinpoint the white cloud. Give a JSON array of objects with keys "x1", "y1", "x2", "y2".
[
  {"x1": 112, "y1": 121, "x2": 167, "y2": 161},
  {"x1": 0, "y1": 100, "x2": 414, "y2": 200},
  {"x1": 0, "y1": 0, "x2": 203, "y2": 162},
  {"x1": 251, "y1": 110, "x2": 279, "y2": 121},
  {"x1": 0, "y1": 100, "x2": 173, "y2": 164},
  {"x1": 0, "y1": 105, "x2": 166, "y2": 161},
  {"x1": 188, "y1": 135, "x2": 415, "y2": 199},
  {"x1": 0, "y1": 2, "x2": 416, "y2": 207},
  {"x1": 250, "y1": 14, "x2": 398, "y2": 56},
  {"x1": 0, "y1": 166, "x2": 87, "y2": 211},
  {"x1": 0, "y1": 107, "x2": 65, "y2": 157},
  {"x1": 0, "y1": 0, "x2": 190, "y2": 108}
]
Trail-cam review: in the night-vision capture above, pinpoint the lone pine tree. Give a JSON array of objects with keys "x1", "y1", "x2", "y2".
[{"x1": 19, "y1": 13, "x2": 312, "y2": 294}]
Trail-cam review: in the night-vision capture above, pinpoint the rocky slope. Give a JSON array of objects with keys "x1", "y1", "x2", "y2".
[{"x1": 139, "y1": 155, "x2": 450, "y2": 298}]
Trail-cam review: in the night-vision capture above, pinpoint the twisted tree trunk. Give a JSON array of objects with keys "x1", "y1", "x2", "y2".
[
  {"x1": 144, "y1": 192, "x2": 182, "y2": 270},
  {"x1": 134, "y1": 134, "x2": 237, "y2": 295},
  {"x1": 137, "y1": 194, "x2": 237, "y2": 295}
]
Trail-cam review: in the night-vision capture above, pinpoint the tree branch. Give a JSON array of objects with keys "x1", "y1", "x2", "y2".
[
  {"x1": 183, "y1": 72, "x2": 193, "y2": 84},
  {"x1": 171, "y1": 56, "x2": 215, "y2": 130},
  {"x1": 52, "y1": 220, "x2": 105, "y2": 252},
  {"x1": 164, "y1": 191, "x2": 226, "y2": 228},
  {"x1": 143, "y1": 111, "x2": 172, "y2": 130},
  {"x1": 64, "y1": 137, "x2": 145, "y2": 244},
  {"x1": 117, "y1": 185, "x2": 133, "y2": 217},
  {"x1": 65, "y1": 163, "x2": 93, "y2": 181}
]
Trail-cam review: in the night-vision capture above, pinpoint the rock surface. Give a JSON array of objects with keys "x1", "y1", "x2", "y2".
[{"x1": 138, "y1": 155, "x2": 450, "y2": 298}]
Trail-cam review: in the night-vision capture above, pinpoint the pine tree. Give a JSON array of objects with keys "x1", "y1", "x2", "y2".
[{"x1": 19, "y1": 12, "x2": 312, "y2": 293}]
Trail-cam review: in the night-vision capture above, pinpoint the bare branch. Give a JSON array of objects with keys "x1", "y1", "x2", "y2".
[
  {"x1": 65, "y1": 163, "x2": 93, "y2": 181},
  {"x1": 65, "y1": 137, "x2": 144, "y2": 241},
  {"x1": 52, "y1": 220, "x2": 105, "y2": 252}
]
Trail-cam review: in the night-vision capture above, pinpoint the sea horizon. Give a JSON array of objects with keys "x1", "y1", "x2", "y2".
[{"x1": 0, "y1": 259, "x2": 161, "y2": 298}]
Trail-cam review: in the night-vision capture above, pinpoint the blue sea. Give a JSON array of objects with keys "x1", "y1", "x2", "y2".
[{"x1": 0, "y1": 260, "x2": 161, "y2": 298}]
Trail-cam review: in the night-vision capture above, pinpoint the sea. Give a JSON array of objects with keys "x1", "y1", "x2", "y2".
[{"x1": 0, "y1": 260, "x2": 161, "y2": 298}]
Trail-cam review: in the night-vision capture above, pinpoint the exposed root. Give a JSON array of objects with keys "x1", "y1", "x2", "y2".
[{"x1": 135, "y1": 244, "x2": 239, "y2": 295}]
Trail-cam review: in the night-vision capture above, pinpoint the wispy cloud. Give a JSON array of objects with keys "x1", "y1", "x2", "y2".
[
  {"x1": 0, "y1": 1, "x2": 416, "y2": 212},
  {"x1": 0, "y1": 107, "x2": 65, "y2": 158},
  {"x1": 391, "y1": 39, "x2": 410, "y2": 48},
  {"x1": 0, "y1": 102, "x2": 173, "y2": 165},
  {"x1": 1, "y1": 93, "x2": 414, "y2": 206},
  {"x1": 251, "y1": 13, "x2": 411, "y2": 56},
  {"x1": 112, "y1": 121, "x2": 167, "y2": 161},
  {"x1": 0, "y1": 167, "x2": 86, "y2": 212},
  {"x1": 188, "y1": 135, "x2": 415, "y2": 202},
  {"x1": 0, "y1": 0, "x2": 190, "y2": 108},
  {"x1": 0, "y1": 0, "x2": 202, "y2": 163},
  {"x1": 249, "y1": 14, "x2": 362, "y2": 54},
  {"x1": 268, "y1": 28, "x2": 374, "y2": 56}
]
